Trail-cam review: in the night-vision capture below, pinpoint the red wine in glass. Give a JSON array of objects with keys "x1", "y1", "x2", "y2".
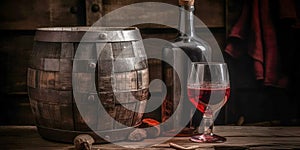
[{"x1": 187, "y1": 87, "x2": 230, "y2": 113}]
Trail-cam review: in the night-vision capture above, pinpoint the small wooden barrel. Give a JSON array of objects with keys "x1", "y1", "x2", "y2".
[{"x1": 27, "y1": 27, "x2": 149, "y2": 143}]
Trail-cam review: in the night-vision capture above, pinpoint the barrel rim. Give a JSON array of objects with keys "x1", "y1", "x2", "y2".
[
  {"x1": 36, "y1": 26, "x2": 138, "y2": 32},
  {"x1": 34, "y1": 26, "x2": 142, "y2": 42}
]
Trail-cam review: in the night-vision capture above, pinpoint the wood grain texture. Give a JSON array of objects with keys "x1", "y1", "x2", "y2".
[
  {"x1": 0, "y1": 0, "x2": 85, "y2": 30},
  {"x1": 0, "y1": 0, "x2": 224, "y2": 29},
  {"x1": 1, "y1": 126, "x2": 300, "y2": 149},
  {"x1": 85, "y1": 0, "x2": 103, "y2": 25},
  {"x1": 92, "y1": 0, "x2": 224, "y2": 28}
]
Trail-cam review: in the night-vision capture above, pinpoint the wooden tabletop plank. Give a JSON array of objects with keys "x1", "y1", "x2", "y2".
[
  {"x1": 1, "y1": 126, "x2": 300, "y2": 149},
  {"x1": 214, "y1": 126, "x2": 300, "y2": 137}
]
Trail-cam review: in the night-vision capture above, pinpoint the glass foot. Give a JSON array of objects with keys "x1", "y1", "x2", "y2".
[{"x1": 190, "y1": 133, "x2": 226, "y2": 143}]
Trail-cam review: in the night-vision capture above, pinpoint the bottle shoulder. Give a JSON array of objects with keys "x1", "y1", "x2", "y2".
[{"x1": 171, "y1": 37, "x2": 211, "y2": 50}]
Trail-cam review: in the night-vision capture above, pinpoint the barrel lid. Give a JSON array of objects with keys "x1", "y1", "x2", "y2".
[{"x1": 34, "y1": 27, "x2": 142, "y2": 42}]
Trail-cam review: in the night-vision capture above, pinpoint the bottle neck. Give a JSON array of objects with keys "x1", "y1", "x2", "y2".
[{"x1": 179, "y1": 5, "x2": 195, "y2": 41}]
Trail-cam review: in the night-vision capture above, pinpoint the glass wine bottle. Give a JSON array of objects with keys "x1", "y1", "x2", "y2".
[
  {"x1": 175, "y1": 0, "x2": 212, "y2": 62},
  {"x1": 162, "y1": 0, "x2": 212, "y2": 136}
]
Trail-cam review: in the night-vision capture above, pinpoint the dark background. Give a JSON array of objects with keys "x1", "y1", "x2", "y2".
[{"x1": 0, "y1": 0, "x2": 299, "y2": 126}]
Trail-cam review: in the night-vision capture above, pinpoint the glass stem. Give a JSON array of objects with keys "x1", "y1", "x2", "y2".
[{"x1": 203, "y1": 107, "x2": 213, "y2": 135}]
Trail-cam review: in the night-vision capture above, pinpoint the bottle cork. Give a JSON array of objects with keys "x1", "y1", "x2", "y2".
[{"x1": 178, "y1": 0, "x2": 195, "y2": 6}]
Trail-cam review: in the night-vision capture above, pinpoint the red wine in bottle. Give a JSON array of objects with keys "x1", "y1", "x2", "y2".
[{"x1": 161, "y1": 0, "x2": 212, "y2": 134}]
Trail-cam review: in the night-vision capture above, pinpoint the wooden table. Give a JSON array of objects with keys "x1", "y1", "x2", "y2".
[{"x1": 1, "y1": 126, "x2": 300, "y2": 149}]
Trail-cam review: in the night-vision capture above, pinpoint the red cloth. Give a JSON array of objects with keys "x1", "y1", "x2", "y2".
[{"x1": 225, "y1": 0, "x2": 294, "y2": 88}]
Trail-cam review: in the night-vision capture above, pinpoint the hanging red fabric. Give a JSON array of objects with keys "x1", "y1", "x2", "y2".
[{"x1": 225, "y1": 0, "x2": 294, "y2": 88}]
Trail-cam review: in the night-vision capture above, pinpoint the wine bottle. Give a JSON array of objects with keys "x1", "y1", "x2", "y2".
[{"x1": 162, "y1": 0, "x2": 212, "y2": 136}]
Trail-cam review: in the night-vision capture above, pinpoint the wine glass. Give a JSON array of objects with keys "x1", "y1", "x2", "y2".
[{"x1": 187, "y1": 62, "x2": 230, "y2": 143}]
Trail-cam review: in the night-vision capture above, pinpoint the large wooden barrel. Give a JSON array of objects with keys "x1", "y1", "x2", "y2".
[{"x1": 27, "y1": 27, "x2": 149, "y2": 143}]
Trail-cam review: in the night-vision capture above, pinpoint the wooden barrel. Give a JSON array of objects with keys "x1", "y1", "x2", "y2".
[{"x1": 27, "y1": 27, "x2": 149, "y2": 143}]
